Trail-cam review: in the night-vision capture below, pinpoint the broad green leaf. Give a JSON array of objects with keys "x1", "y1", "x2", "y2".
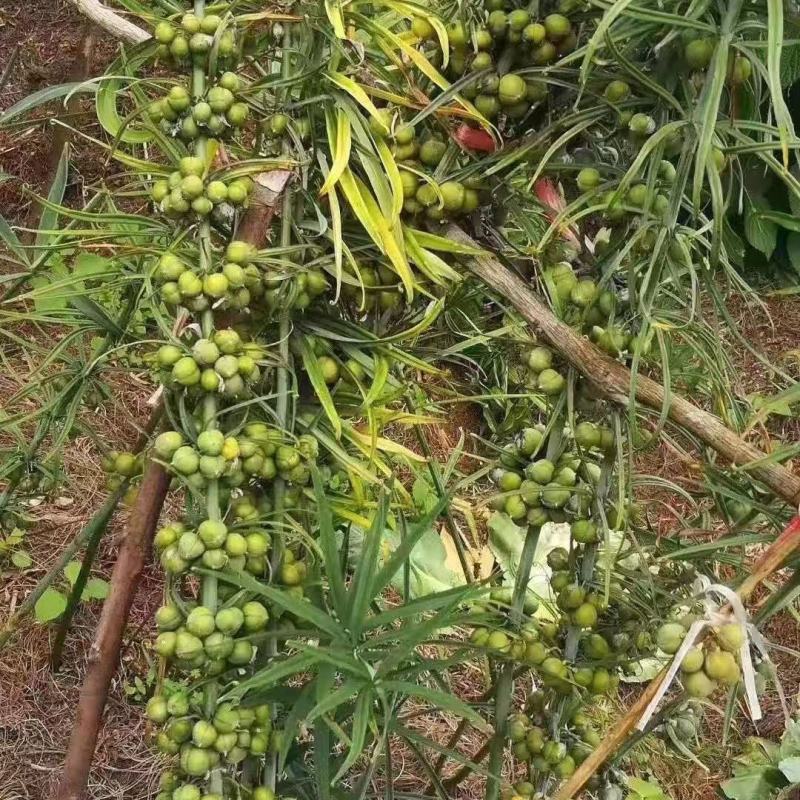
[
  {"x1": 779, "y1": 720, "x2": 800, "y2": 759},
  {"x1": 721, "y1": 766, "x2": 786, "y2": 800},
  {"x1": 64, "y1": 560, "x2": 82, "y2": 585},
  {"x1": 82, "y1": 578, "x2": 110, "y2": 600},
  {"x1": 34, "y1": 588, "x2": 68, "y2": 623},
  {"x1": 744, "y1": 198, "x2": 778, "y2": 258},
  {"x1": 10, "y1": 550, "x2": 32, "y2": 569},
  {"x1": 778, "y1": 757, "x2": 800, "y2": 783}
]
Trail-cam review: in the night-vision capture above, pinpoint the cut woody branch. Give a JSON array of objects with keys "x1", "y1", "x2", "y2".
[
  {"x1": 67, "y1": 0, "x2": 150, "y2": 44},
  {"x1": 448, "y1": 223, "x2": 800, "y2": 797},
  {"x1": 53, "y1": 172, "x2": 291, "y2": 800},
  {"x1": 448, "y1": 224, "x2": 800, "y2": 507}
]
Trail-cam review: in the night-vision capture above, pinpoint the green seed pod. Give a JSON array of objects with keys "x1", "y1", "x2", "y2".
[
  {"x1": 228, "y1": 639, "x2": 254, "y2": 665},
  {"x1": 681, "y1": 647, "x2": 705, "y2": 674},
  {"x1": 684, "y1": 670, "x2": 717, "y2": 698},
  {"x1": 656, "y1": 622, "x2": 686, "y2": 654},
  {"x1": 215, "y1": 607, "x2": 244, "y2": 635},
  {"x1": 537, "y1": 368, "x2": 565, "y2": 395},
  {"x1": 146, "y1": 695, "x2": 169, "y2": 723},
  {"x1": 715, "y1": 623, "x2": 745, "y2": 652},
  {"x1": 174, "y1": 630, "x2": 204, "y2": 661},
  {"x1": 155, "y1": 603, "x2": 183, "y2": 631},
  {"x1": 242, "y1": 600, "x2": 269, "y2": 632},
  {"x1": 204, "y1": 631, "x2": 234, "y2": 660}
]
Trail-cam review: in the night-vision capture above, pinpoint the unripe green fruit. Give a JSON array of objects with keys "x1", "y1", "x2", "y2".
[
  {"x1": 186, "y1": 606, "x2": 216, "y2": 638},
  {"x1": 704, "y1": 650, "x2": 740, "y2": 684},
  {"x1": 205, "y1": 180, "x2": 228, "y2": 204},
  {"x1": 214, "y1": 607, "x2": 244, "y2": 635},
  {"x1": 573, "y1": 602, "x2": 598, "y2": 628},
  {"x1": 167, "y1": 86, "x2": 191, "y2": 112},
  {"x1": 526, "y1": 459, "x2": 554, "y2": 484},
  {"x1": 228, "y1": 639, "x2": 254, "y2": 665},
  {"x1": 684, "y1": 670, "x2": 717, "y2": 698},
  {"x1": 604, "y1": 80, "x2": 630, "y2": 103},
  {"x1": 173, "y1": 786, "x2": 201, "y2": 800},
  {"x1": 171, "y1": 446, "x2": 200, "y2": 476},
  {"x1": 201, "y1": 549, "x2": 228, "y2": 570},
  {"x1": 527, "y1": 346, "x2": 552, "y2": 373},
  {"x1": 681, "y1": 647, "x2": 705, "y2": 673},
  {"x1": 183, "y1": 746, "x2": 211, "y2": 776},
  {"x1": 154, "y1": 631, "x2": 177, "y2": 657},
  {"x1": 498, "y1": 74, "x2": 527, "y2": 106},
  {"x1": 504, "y1": 495, "x2": 527, "y2": 521},
  {"x1": 544, "y1": 13, "x2": 570, "y2": 39},
  {"x1": 200, "y1": 368, "x2": 220, "y2": 392},
  {"x1": 574, "y1": 421, "x2": 601, "y2": 449},
  {"x1": 179, "y1": 156, "x2": 204, "y2": 178},
  {"x1": 576, "y1": 168, "x2": 601, "y2": 192},
  {"x1": 226, "y1": 241, "x2": 253, "y2": 265},
  {"x1": 196, "y1": 429, "x2": 225, "y2": 457},
  {"x1": 656, "y1": 622, "x2": 686, "y2": 654},
  {"x1": 203, "y1": 631, "x2": 234, "y2": 660},
  {"x1": 629, "y1": 113, "x2": 656, "y2": 136},
  {"x1": 227, "y1": 102, "x2": 249, "y2": 127},
  {"x1": 525, "y1": 641, "x2": 547, "y2": 665},
  {"x1": 192, "y1": 720, "x2": 218, "y2": 748},
  {"x1": 207, "y1": 86, "x2": 234, "y2": 113},
  {"x1": 715, "y1": 623, "x2": 745, "y2": 652},
  {"x1": 214, "y1": 704, "x2": 240, "y2": 733},
  {"x1": 685, "y1": 38, "x2": 714, "y2": 70},
  {"x1": 160, "y1": 545, "x2": 188, "y2": 574},
  {"x1": 242, "y1": 600, "x2": 269, "y2": 631},
  {"x1": 175, "y1": 630, "x2": 204, "y2": 660},
  {"x1": 571, "y1": 519, "x2": 598, "y2": 544},
  {"x1": 155, "y1": 603, "x2": 183, "y2": 631},
  {"x1": 538, "y1": 368, "x2": 565, "y2": 395},
  {"x1": 198, "y1": 519, "x2": 228, "y2": 548},
  {"x1": 178, "y1": 532, "x2": 204, "y2": 563},
  {"x1": 317, "y1": 355, "x2": 340, "y2": 384},
  {"x1": 146, "y1": 695, "x2": 168, "y2": 723},
  {"x1": 730, "y1": 55, "x2": 752, "y2": 84}
]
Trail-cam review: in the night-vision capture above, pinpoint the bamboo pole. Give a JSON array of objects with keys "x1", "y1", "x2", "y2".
[{"x1": 450, "y1": 225, "x2": 800, "y2": 506}]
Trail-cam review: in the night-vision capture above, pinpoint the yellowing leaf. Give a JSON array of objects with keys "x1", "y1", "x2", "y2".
[
  {"x1": 326, "y1": 73, "x2": 388, "y2": 133},
  {"x1": 347, "y1": 428, "x2": 426, "y2": 461},
  {"x1": 373, "y1": 136, "x2": 403, "y2": 221},
  {"x1": 320, "y1": 108, "x2": 352, "y2": 196},
  {"x1": 324, "y1": 0, "x2": 347, "y2": 38}
]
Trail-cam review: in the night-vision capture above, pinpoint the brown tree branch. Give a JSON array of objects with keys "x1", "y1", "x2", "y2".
[
  {"x1": 67, "y1": 0, "x2": 150, "y2": 44},
  {"x1": 449, "y1": 224, "x2": 800, "y2": 507},
  {"x1": 53, "y1": 171, "x2": 291, "y2": 799}
]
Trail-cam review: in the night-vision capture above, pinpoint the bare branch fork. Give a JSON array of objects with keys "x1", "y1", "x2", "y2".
[{"x1": 449, "y1": 224, "x2": 800, "y2": 507}]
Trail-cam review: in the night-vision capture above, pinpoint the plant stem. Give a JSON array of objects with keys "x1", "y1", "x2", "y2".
[
  {"x1": 264, "y1": 23, "x2": 295, "y2": 792},
  {"x1": 484, "y1": 524, "x2": 541, "y2": 800}
]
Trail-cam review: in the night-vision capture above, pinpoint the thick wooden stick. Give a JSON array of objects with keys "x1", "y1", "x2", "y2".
[
  {"x1": 53, "y1": 173, "x2": 289, "y2": 799},
  {"x1": 67, "y1": 0, "x2": 150, "y2": 44},
  {"x1": 449, "y1": 225, "x2": 800, "y2": 506},
  {"x1": 54, "y1": 461, "x2": 170, "y2": 800}
]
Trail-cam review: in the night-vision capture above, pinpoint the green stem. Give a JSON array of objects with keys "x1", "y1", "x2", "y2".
[
  {"x1": 264, "y1": 23, "x2": 295, "y2": 793},
  {"x1": 484, "y1": 524, "x2": 541, "y2": 800}
]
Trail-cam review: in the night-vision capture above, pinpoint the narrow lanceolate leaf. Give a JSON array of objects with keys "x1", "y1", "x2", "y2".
[
  {"x1": 0, "y1": 212, "x2": 29, "y2": 266},
  {"x1": 338, "y1": 168, "x2": 415, "y2": 298},
  {"x1": 320, "y1": 108, "x2": 352, "y2": 196},
  {"x1": 0, "y1": 81, "x2": 98, "y2": 126},
  {"x1": 578, "y1": 0, "x2": 636, "y2": 86},
  {"x1": 35, "y1": 144, "x2": 70, "y2": 252},
  {"x1": 373, "y1": 137, "x2": 404, "y2": 221},
  {"x1": 96, "y1": 76, "x2": 153, "y2": 145},
  {"x1": 324, "y1": 0, "x2": 347, "y2": 38},
  {"x1": 300, "y1": 335, "x2": 342, "y2": 437},
  {"x1": 311, "y1": 467, "x2": 348, "y2": 618},
  {"x1": 326, "y1": 73, "x2": 388, "y2": 133},
  {"x1": 333, "y1": 689, "x2": 374, "y2": 783},
  {"x1": 766, "y1": 0, "x2": 795, "y2": 166}
]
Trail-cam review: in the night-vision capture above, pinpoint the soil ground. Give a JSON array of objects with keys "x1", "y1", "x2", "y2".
[{"x1": 0, "y1": 3, "x2": 799, "y2": 800}]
